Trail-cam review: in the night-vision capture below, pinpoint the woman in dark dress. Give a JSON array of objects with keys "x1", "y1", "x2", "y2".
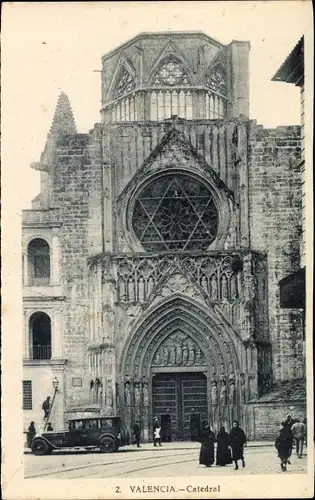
[
  {"x1": 27, "y1": 421, "x2": 36, "y2": 448},
  {"x1": 229, "y1": 420, "x2": 247, "y2": 470},
  {"x1": 199, "y1": 425, "x2": 215, "y2": 467},
  {"x1": 275, "y1": 422, "x2": 294, "y2": 472},
  {"x1": 216, "y1": 426, "x2": 232, "y2": 466}
]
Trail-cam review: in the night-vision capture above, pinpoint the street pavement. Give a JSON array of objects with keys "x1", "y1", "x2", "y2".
[{"x1": 24, "y1": 442, "x2": 308, "y2": 479}]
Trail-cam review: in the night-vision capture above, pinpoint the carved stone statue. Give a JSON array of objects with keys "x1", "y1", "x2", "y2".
[
  {"x1": 134, "y1": 381, "x2": 141, "y2": 407},
  {"x1": 106, "y1": 380, "x2": 113, "y2": 407},
  {"x1": 182, "y1": 344, "x2": 189, "y2": 365},
  {"x1": 196, "y1": 346, "x2": 204, "y2": 364},
  {"x1": 176, "y1": 344, "x2": 182, "y2": 365},
  {"x1": 142, "y1": 380, "x2": 149, "y2": 407},
  {"x1": 211, "y1": 380, "x2": 218, "y2": 405},
  {"x1": 240, "y1": 375, "x2": 246, "y2": 403},
  {"x1": 162, "y1": 345, "x2": 169, "y2": 365},
  {"x1": 170, "y1": 344, "x2": 176, "y2": 365},
  {"x1": 124, "y1": 381, "x2": 132, "y2": 406},
  {"x1": 188, "y1": 343, "x2": 196, "y2": 365},
  {"x1": 153, "y1": 350, "x2": 161, "y2": 366},
  {"x1": 116, "y1": 383, "x2": 120, "y2": 408},
  {"x1": 229, "y1": 378, "x2": 236, "y2": 404},
  {"x1": 220, "y1": 379, "x2": 227, "y2": 405}
]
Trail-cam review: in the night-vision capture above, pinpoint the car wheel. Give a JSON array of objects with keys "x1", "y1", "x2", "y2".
[
  {"x1": 31, "y1": 439, "x2": 49, "y2": 456},
  {"x1": 99, "y1": 437, "x2": 117, "y2": 453}
]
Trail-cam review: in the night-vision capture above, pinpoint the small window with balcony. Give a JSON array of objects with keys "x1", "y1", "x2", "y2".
[
  {"x1": 29, "y1": 312, "x2": 52, "y2": 360},
  {"x1": 28, "y1": 238, "x2": 50, "y2": 286}
]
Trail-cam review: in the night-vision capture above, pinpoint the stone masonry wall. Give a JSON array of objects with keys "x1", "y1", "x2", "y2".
[
  {"x1": 249, "y1": 124, "x2": 304, "y2": 383},
  {"x1": 51, "y1": 127, "x2": 102, "y2": 408}
]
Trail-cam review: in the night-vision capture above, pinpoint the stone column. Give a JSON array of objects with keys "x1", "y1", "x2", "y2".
[
  {"x1": 24, "y1": 310, "x2": 29, "y2": 359},
  {"x1": 51, "y1": 233, "x2": 60, "y2": 285},
  {"x1": 228, "y1": 40, "x2": 250, "y2": 118},
  {"x1": 52, "y1": 309, "x2": 63, "y2": 359},
  {"x1": 23, "y1": 252, "x2": 28, "y2": 286}
]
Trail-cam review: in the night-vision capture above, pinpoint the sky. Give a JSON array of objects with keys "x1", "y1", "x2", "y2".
[{"x1": 2, "y1": 1, "x2": 312, "y2": 212}]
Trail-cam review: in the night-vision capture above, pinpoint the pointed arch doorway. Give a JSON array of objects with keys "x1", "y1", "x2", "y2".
[{"x1": 120, "y1": 297, "x2": 244, "y2": 442}]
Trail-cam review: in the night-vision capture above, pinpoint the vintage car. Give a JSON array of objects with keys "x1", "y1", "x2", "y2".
[{"x1": 31, "y1": 417, "x2": 128, "y2": 455}]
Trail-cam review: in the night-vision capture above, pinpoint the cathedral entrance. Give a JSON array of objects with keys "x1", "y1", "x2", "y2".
[
  {"x1": 152, "y1": 372, "x2": 208, "y2": 441},
  {"x1": 119, "y1": 297, "x2": 251, "y2": 442}
]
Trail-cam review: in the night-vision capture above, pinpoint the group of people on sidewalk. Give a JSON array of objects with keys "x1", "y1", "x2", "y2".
[
  {"x1": 199, "y1": 421, "x2": 247, "y2": 470},
  {"x1": 275, "y1": 415, "x2": 307, "y2": 472}
]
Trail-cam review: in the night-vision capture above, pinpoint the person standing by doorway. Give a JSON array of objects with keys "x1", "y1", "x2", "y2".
[
  {"x1": 291, "y1": 418, "x2": 306, "y2": 458},
  {"x1": 133, "y1": 421, "x2": 141, "y2": 448},
  {"x1": 27, "y1": 421, "x2": 36, "y2": 448},
  {"x1": 46, "y1": 422, "x2": 53, "y2": 431},
  {"x1": 229, "y1": 420, "x2": 247, "y2": 470},
  {"x1": 199, "y1": 425, "x2": 215, "y2": 467},
  {"x1": 153, "y1": 424, "x2": 162, "y2": 447},
  {"x1": 216, "y1": 426, "x2": 232, "y2": 466}
]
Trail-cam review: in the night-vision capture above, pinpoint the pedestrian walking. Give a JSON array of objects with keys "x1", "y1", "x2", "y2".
[
  {"x1": 153, "y1": 425, "x2": 162, "y2": 447},
  {"x1": 275, "y1": 422, "x2": 294, "y2": 472},
  {"x1": 46, "y1": 422, "x2": 53, "y2": 431},
  {"x1": 133, "y1": 422, "x2": 141, "y2": 448},
  {"x1": 283, "y1": 414, "x2": 294, "y2": 462},
  {"x1": 303, "y1": 417, "x2": 307, "y2": 447},
  {"x1": 27, "y1": 421, "x2": 36, "y2": 448},
  {"x1": 199, "y1": 425, "x2": 215, "y2": 467},
  {"x1": 229, "y1": 420, "x2": 247, "y2": 470},
  {"x1": 216, "y1": 426, "x2": 232, "y2": 466},
  {"x1": 291, "y1": 418, "x2": 306, "y2": 458},
  {"x1": 42, "y1": 396, "x2": 51, "y2": 420}
]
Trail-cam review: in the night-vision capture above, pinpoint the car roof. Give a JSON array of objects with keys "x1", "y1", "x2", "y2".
[{"x1": 69, "y1": 416, "x2": 120, "y2": 421}]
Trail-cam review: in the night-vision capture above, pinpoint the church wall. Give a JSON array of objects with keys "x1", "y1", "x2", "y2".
[
  {"x1": 107, "y1": 121, "x2": 239, "y2": 197},
  {"x1": 248, "y1": 123, "x2": 304, "y2": 383},
  {"x1": 50, "y1": 127, "x2": 103, "y2": 409}
]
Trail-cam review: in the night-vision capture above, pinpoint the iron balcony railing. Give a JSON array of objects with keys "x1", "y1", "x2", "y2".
[
  {"x1": 31, "y1": 345, "x2": 52, "y2": 360},
  {"x1": 28, "y1": 276, "x2": 50, "y2": 286}
]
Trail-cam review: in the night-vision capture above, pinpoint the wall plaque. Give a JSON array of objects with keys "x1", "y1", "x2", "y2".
[{"x1": 72, "y1": 377, "x2": 82, "y2": 387}]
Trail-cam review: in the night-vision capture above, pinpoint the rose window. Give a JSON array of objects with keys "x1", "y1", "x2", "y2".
[
  {"x1": 114, "y1": 67, "x2": 135, "y2": 99},
  {"x1": 206, "y1": 68, "x2": 227, "y2": 96},
  {"x1": 154, "y1": 57, "x2": 190, "y2": 87},
  {"x1": 132, "y1": 174, "x2": 219, "y2": 251}
]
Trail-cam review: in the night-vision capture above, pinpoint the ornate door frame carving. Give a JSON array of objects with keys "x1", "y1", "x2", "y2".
[{"x1": 118, "y1": 295, "x2": 252, "y2": 438}]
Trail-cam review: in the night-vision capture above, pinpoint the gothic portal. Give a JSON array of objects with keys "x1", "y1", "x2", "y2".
[{"x1": 23, "y1": 32, "x2": 304, "y2": 440}]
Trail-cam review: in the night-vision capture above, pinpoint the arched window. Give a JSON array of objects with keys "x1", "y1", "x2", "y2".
[
  {"x1": 153, "y1": 56, "x2": 190, "y2": 87},
  {"x1": 150, "y1": 56, "x2": 192, "y2": 121},
  {"x1": 206, "y1": 67, "x2": 227, "y2": 96},
  {"x1": 29, "y1": 312, "x2": 51, "y2": 360},
  {"x1": 204, "y1": 67, "x2": 227, "y2": 119},
  {"x1": 132, "y1": 174, "x2": 219, "y2": 252},
  {"x1": 28, "y1": 238, "x2": 50, "y2": 286},
  {"x1": 113, "y1": 66, "x2": 135, "y2": 99}
]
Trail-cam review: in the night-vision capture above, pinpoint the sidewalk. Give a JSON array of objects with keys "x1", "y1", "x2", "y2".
[{"x1": 24, "y1": 440, "x2": 274, "y2": 454}]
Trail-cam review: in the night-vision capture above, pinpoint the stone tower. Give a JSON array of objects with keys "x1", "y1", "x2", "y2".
[{"x1": 22, "y1": 32, "x2": 304, "y2": 440}]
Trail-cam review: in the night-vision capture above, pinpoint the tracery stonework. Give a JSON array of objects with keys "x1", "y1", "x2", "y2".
[{"x1": 152, "y1": 331, "x2": 205, "y2": 367}]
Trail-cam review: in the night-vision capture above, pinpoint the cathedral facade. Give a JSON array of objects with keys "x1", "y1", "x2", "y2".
[{"x1": 22, "y1": 32, "x2": 305, "y2": 441}]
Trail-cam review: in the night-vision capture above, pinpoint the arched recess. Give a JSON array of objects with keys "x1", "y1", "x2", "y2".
[
  {"x1": 118, "y1": 296, "x2": 250, "y2": 440},
  {"x1": 120, "y1": 296, "x2": 241, "y2": 378},
  {"x1": 27, "y1": 238, "x2": 51, "y2": 286},
  {"x1": 29, "y1": 311, "x2": 52, "y2": 360}
]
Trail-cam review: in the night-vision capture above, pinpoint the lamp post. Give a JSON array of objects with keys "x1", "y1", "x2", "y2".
[
  {"x1": 52, "y1": 377, "x2": 59, "y2": 393},
  {"x1": 44, "y1": 376, "x2": 59, "y2": 431}
]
